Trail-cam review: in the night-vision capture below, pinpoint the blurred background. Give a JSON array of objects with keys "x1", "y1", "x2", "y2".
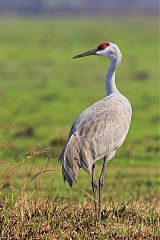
[
  {"x1": 0, "y1": 0, "x2": 159, "y2": 202},
  {"x1": 0, "y1": 0, "x2": 158, "y2": 15}
]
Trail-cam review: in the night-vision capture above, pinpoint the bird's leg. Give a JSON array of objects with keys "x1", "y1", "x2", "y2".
[
  {"x1": 91, "y1": 163, "x2": 98, "y2": 219},
  {"x1": 98, "y1": 158, "x2": 107, "y2": 221}
]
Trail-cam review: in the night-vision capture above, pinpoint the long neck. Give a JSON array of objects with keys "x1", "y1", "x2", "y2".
[{"x1": 105, "y1": 59, "x2": 119, "y2": 96}]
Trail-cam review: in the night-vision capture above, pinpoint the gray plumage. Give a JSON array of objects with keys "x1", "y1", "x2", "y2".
[
  {"x1": 60, "y1": 93, "x2": 132, "y2": 186},
  {"x1": 59, "y1": 41, "x2": 132, "y2": 221}
]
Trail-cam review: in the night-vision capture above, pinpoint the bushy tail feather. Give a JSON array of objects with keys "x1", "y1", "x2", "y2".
[{"x1": 60, "y1": 132, "x2": 81, "y2": 187}]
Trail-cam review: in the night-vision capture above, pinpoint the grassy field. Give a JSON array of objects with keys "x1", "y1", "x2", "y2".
[{"x1": 0, "y1": 16, "x2": 159, "y2": 238}]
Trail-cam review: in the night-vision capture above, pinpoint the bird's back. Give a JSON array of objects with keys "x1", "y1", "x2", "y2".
[{"x1": 60, "y1": 94, "x2": 132, "y2": 186}]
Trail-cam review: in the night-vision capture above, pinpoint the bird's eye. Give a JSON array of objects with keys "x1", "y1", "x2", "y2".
[{"x1": 97, "y1": 42, "x2": 110, "y2": 51}]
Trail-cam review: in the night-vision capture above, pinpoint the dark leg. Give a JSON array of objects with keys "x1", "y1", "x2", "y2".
[
  {"x1": 98, "y1": 158, "x2": 107, "y2": 221},
  {"x1": 91, "y1": 163, "x2": 98, "y2": 220}
]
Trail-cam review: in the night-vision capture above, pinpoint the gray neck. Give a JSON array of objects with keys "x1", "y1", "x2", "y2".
[{"x1": 105, "y1": 59, "x2": 120, "y2": 96}]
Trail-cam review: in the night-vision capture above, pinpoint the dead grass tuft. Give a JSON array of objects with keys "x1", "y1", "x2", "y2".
[{"x1": 0, "y1": 193, "x2": 159, "y2": 239}]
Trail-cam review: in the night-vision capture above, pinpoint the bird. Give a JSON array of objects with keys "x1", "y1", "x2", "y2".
[{"x1": 59, "y1": 41, "x2": 132, "y2": 221}]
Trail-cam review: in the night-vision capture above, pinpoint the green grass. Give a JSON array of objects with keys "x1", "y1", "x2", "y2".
[{"x1": 0, "y1": 16, "x2": 159, "y2": 238}]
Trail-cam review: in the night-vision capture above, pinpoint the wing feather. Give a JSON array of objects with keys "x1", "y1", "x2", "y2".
[{"x1": 60, "y1": 94, "x2": 132, "y2": 186}]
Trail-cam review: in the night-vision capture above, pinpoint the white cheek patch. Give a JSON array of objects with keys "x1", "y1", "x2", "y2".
[{"x1": 97, "y1": 50, "x2": 107, "y2": 56}]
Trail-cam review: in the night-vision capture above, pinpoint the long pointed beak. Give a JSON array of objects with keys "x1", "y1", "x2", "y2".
[{"x1": 73, "y1": 48, "x2": 97, "y2": 59}]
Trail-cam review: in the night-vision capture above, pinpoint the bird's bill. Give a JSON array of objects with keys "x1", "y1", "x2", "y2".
[{"x1": 73, "y1": 48, "x2": 97, "y2": 59}]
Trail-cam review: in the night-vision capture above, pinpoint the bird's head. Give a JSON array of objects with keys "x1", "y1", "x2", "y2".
[{"x1": 73, "y1": 42, "x2": 122, "y2": 64}]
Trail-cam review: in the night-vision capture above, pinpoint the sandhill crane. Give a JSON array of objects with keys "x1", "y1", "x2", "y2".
[{"x1": 60, "y1": 42, "x2": 132, "y2": 221}]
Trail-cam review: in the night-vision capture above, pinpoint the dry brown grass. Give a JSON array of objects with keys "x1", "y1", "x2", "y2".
[
  {"x1": 0, "y1": 133, "x2": 159, "y2": 239},
  {"x1": 0, "y1": 192, "x2": 159, "y2": 239}
]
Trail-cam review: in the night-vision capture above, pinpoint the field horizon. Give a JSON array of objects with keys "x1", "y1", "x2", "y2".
[{"x1": 0, "y1": 16, "x2": 159, "y2": 239}]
